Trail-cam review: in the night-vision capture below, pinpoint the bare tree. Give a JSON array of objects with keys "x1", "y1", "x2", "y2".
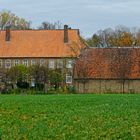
[
  {"x1": 38, "y1": 21, "x2": 62, "y2": 30},
  {"x1": 0, "y1": 10, "x2": 31, "y2": 30}
]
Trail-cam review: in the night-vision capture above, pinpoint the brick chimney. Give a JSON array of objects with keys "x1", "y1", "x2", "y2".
[
  {"x1": 64, "y1": 25, "x2": 68, "y2": 43},
  {"x1": 5, "y1": 26, "x2": 11, "y2": 42}
]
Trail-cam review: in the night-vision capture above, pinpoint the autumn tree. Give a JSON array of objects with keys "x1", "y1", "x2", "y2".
[
  {"x1": 87, "y1": 26, "x2": 140, "y2": 48},
  {"x1": 135, "y1": 31, "x2": 140, "y2": 46}
]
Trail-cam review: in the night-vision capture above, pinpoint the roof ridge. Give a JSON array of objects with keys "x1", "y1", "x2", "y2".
[{"x1": 0, "y1": 29, "x2": 79, "y2": 32}]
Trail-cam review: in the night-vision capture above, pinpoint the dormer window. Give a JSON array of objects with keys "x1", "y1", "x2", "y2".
[
  {"x1": 23, "y1": 59, "x2": 28, "y2": 67},
  {"x1": 5, "y1": 59, "x2": 11, "y2": 68}
]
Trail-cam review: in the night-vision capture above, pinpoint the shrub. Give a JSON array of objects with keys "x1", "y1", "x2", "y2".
[
  {"x1": 67, "y1": 85, "x2": 76, "y2": 93},
  {"x1": 17, "y1": 81, "x2": 29, "y2": 89}
]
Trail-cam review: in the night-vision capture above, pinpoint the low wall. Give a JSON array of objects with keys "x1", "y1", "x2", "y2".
[{"x1": 74, "y1": 79, "x2": 140, "y2": 93}]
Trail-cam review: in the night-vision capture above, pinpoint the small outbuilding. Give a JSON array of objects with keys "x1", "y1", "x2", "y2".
[{"x1": 74, "y1": 47, "x2": 140, "y2": 93}]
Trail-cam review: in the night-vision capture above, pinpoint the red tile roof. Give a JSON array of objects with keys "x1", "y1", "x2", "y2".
[
  {"x1": 0, "y1": 29, "x2": 85, "y2": 58},
  {"x1": 74, "y1": 48, "x2": 140, "y2": 79}
]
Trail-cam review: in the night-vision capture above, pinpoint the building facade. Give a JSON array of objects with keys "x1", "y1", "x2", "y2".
[{"x1": 0, "y1": 25, "x2": 85, "y2": 85}]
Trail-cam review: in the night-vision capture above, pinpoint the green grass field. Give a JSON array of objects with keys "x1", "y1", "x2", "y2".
[{"x1": 0, "y1": 94, "x2": 140, "y2": 140}]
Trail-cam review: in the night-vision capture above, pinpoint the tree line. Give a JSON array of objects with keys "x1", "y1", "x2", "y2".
[
  {"x1": 86, "y1": 26, "x2": 140, "y2": 48},
  {"x1": 0, "y1": 10, "x2": 63, "y2": 30}
]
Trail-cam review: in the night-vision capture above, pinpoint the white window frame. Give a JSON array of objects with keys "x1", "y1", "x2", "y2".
[
  {"x1": 66, "y1": 59, "x2": 73, "y2": 69},
  {"x1": 31, "y1": 78, "x2": 35, "y2": 87},
  {"x1": 49, "y1": 59, "x2": 55, "y2": 69},
  {"x1": 0, "y1": 59, "x2": 2, "y2": 68},
  {"x1": 66, "y1": 74, "x2": 72, "y2": 84},
  {"x1": 23, "y1": 59, "x2": 28, "y2": 67},
  {"x1": 31, "y1": 59, "x2": 36, "y2": 65},
  {"x1": 5, "y1": 59, "x2": 11, "y2": 68},
  {"x1": 40, "y1": 59, "x2": 45, "y2": 66},
  {"x1": 14, "y1": 59, "x2": 19, "y2": 66},
  {"x1": 57, "y1": 59, "x2": 63, "y2": 68}
]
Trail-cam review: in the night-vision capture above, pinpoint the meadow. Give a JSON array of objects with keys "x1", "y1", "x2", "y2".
[{"x1": 0, "y1": 94, "x2": 140, "y2": 140}]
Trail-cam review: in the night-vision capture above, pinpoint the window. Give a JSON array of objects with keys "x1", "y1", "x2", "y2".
[
  {"x1": 31, "y1": 78, "x2": 35, "y2": 87},
  {"x1": 23, "y1": 59, "x2": 28, "y2": 67},
  {"x1": 49, "y1": 59, "x2": 55, "y2": 69},
  {"x1": 14, "y1": 59, "x2": 19, "y2": 66},
  {"x1": 40, "y1": 59, "x2": 45, "y2": 66},
  {"x1": 31, "y1": 59, "x2": 36, "y2": 65},
  {"x1": 66, "y1": 74, "x2": 72, "y2": 84},
  {"x1": 57, "y1": 59, "x2": 63, "y2": 68},
  {"x1": 66, "y1": 59, "x2": 73, "y2": 68},
  {"x1": 0, "y1": 59, "x2": 2, "y2": 68},
  {"x1": 5, "y1": 59, "x2": 11, "y2": 68}
]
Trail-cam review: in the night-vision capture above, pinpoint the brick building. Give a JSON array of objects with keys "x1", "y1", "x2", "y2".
[
  {"x1": 0, "y1": 25, "x2": 85, "y2": 84},
  {"x1": 74, "y1": 48, "x2": 140, "y2": 93}
]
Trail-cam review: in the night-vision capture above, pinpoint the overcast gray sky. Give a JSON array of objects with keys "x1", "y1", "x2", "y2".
[{"x1": 0, "y1": 0, "x2": 140, "y2": 38}]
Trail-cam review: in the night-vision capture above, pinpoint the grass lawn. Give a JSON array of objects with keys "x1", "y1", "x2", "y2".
[{"x1": 0, "y1": 94, "x2": 140, "y2": 140}]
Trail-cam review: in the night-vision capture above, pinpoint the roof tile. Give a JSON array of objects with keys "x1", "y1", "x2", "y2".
[{"x1": 0, "y1": 30, "x2": 84, "y2": 58}]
